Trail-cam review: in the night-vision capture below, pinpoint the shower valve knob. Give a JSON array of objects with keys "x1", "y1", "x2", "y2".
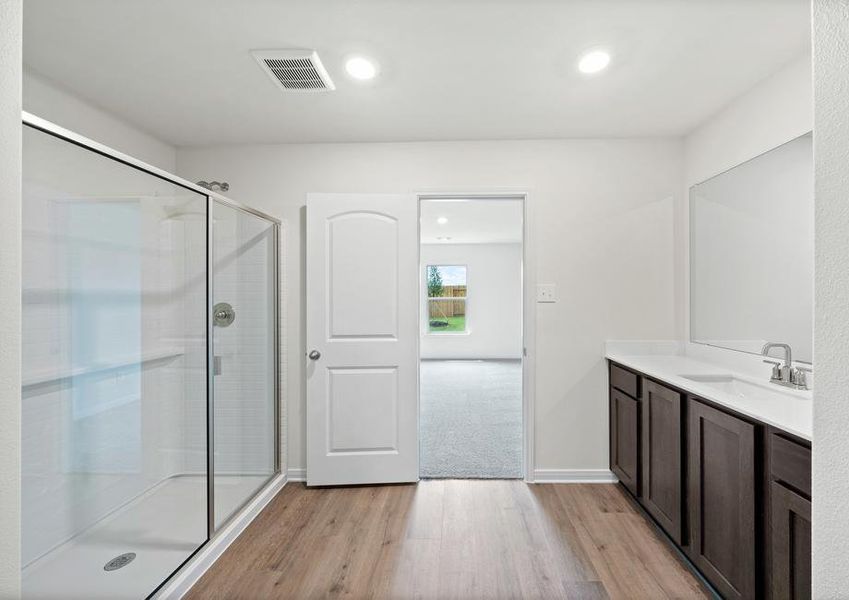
[{"x1": 212, "y1": 302, "x2": 235, "y2": 327}]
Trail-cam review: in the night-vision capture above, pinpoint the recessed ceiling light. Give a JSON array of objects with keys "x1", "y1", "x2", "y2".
[
  {"x1": 345, "y1": 56, "x2": 378, "y2": 80},
  {"x1": 437, "y1": 216, "x2": 448, "y2": 225},
  {"x1": 577, "y1": 50, "x2": 611, "y2": 74}
]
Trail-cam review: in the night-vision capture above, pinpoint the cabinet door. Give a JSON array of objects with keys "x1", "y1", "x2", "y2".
[
  {"x1": 610, "y1": 388, "x2": 639, "y2": 495},
  {"x1": 688, "y1": 400, "x2": 756, "y2": 600},
  {"x1": 770, "y1": 482, "x2": 811, "y2": 600},
  {"x1": 641, "y1": 380, "x2": 682, "y2": 543}
]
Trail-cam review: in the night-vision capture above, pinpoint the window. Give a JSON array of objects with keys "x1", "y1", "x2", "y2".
[{"x1": 426, "y1": 265, "x2": 467, "y2": 333}]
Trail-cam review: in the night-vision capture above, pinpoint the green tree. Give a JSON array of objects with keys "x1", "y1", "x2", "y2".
[{"x1": 427, "y1": 266, "x2": 444, "y2": 298}]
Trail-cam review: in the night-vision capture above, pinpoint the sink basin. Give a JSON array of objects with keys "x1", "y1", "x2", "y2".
[{"x1": 679, "y1": 374, "x2": 803, "y2": 401}]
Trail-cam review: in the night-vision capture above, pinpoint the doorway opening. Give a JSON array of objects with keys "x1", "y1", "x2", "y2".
[{"x1": 418, "y1": 196, "x2": 525, "y2": 479}]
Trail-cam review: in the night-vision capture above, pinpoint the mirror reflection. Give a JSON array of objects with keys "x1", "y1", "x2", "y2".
[{"x1": 690, "y1": 133, "x2": 813, "y2": 363}]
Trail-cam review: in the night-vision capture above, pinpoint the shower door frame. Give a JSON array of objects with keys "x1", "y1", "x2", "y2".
[
  {"x1": 21, "y1": 111, "x2": 282, "y2": 598},
  {"x1": 207, "y1": 196, "x2": 282, "y2": 536}
]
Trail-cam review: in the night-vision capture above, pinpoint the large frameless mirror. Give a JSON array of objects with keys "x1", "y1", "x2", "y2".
[{"x1": 690, "y1": 132, "x2": 814, "y2": 363}]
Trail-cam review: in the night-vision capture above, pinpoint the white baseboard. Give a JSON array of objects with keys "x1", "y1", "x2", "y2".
[
  {"x1": 286, "y1": 467, "x2": 616, "y2": 484},
  {"x1": 532, "y1": 469, "x2": 618, "y2": 483},
  {"x1": 419, "y1": 356, "x2": 523, "y2": 361},
  {"x1": 287, "y1": 467, "x2": 306, "y2": 482},
  {"x1": 153, "y1": 473, "x2": 288, "y2": 599}
]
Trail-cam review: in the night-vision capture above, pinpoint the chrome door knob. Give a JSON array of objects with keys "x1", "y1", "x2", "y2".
[{"x1": 308, "y1": 350, "x2": 321, "y2": 361}]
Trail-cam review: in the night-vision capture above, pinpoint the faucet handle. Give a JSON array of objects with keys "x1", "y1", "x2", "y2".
[
  {"x1": 763, "y1": 359, "x2": 781, "y2": 380},
  {"x1": 792, "y1": 365, "x2": 812, "y2": 390}
]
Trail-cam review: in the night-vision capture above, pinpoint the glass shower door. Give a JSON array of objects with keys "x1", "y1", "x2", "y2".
[
  {"x1": 21, "y1": 124, "x2": 209, "y2": 599},
  {"x1": 211, "y1": 201, "x2": 277, "y2": 529}
]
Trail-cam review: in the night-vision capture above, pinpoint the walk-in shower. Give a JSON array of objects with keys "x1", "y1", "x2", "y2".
[{"x1": 20, "y1": 114, "x2": 280, "y2": 599}]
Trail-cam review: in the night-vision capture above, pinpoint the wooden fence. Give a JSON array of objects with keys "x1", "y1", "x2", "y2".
[{"x1": 428, "y1": 285, "x2": 466, "y2": 318}]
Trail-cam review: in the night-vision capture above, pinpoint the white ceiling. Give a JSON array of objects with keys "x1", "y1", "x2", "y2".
[
  {"x1": 23, "y1": 0, "x2": 810, "y2": 146},
  {"x1": 420, "y1": 199, "x2": 523, "y2": 244}
]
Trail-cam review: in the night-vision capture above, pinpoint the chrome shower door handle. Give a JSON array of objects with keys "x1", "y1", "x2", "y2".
[{"x1": 308, "y1": 350, "x2": 321, "y2": 361}]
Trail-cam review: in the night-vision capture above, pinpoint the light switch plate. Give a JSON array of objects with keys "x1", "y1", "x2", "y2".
[{"x1": 536, "y1": 283, "x2": 557, "y2": 303}]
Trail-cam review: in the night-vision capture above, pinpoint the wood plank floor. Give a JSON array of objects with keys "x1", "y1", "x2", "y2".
[{"x1": 186, "y1": 481, "x2": 709, "y2": 599}]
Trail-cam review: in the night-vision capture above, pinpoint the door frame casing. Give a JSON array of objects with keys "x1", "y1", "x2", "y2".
[{"x1": 417, "y1": 191, "x2": 535, "y2": 482}]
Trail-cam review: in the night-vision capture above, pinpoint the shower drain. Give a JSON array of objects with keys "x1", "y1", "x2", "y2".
[{"x1": 103, "y1": 552, "x2": 136, "y2": 572}]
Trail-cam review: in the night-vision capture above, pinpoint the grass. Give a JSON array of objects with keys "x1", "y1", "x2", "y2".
[{"x1": 428, "y1": 315, "x2": 466, "y2": 333}]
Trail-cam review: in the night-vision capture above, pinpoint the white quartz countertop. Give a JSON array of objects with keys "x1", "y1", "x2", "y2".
[{"x1": 606, "y1": 352, "x2": 812, "y2": 441}]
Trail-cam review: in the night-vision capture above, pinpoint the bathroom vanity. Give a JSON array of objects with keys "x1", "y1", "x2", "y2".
[
  {"x1": 609, "y1": 131, "x2": 816, "y2": 598},
  {"x1": 607, "y1": 353, "x2": 811, "y2": 600}
]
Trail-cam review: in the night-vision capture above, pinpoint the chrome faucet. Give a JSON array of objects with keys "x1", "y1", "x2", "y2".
[{"x1": 761, "y1": 342, "x2": 811, "y2": 390}]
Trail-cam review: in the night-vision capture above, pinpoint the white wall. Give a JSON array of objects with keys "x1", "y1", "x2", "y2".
[
  {"x1": 684, "y1": 54, "x2": 813, "y2": 187},
  {"x1": 177, "y1": 138, "x2": 682, "y2": 474},
  {"x1": 812, "y1": 0, "x2": 849, "y2": 594},
  {"x1": 0, "y1": 0, "x2": 22, "y2": 594},
  {"x1": 421, "y1": 243, "x2": 522, "y2": 360},
  {"x1": 23, "y1": 70, "x2": 176, "y2": 172},
  {"x1": 678, "y1": 53, "x2": 813, "y2": 345}
]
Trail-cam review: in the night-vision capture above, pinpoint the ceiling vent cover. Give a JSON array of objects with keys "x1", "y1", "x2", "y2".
[{"x1": 252, "y1": 49, "x2": 335, "y2": 92}]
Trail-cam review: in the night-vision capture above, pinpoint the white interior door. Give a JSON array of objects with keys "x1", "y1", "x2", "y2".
[{"x1": 306, "y1": 193, "x2": 419, "y2": 486}]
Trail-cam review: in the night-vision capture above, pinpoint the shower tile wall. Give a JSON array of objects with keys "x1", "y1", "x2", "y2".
[
  {"x1": 180, "y1": 215, "x2": 209, "y2": 477},
  {"x1": 211, "y1": 207, "x2": 275, "y2": 479},
  {"x1": 174, "y1": 202, "x2": 276, "y2": 527},
  {"x1": 22, "y1": 202, "x2": 203, "y2": 565}
]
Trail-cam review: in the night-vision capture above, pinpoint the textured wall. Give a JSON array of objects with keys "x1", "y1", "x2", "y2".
[
  {"x1": 0, "y1": 0, "x2": 22, "y2": 595},
  {"x1": 813, "y1": 0, "x2": 849, "y2": 595}
]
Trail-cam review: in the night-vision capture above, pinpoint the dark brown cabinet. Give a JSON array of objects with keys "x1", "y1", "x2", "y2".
[
  {"x1": 770, "y1": 434, "x2": 812, "y2": 498},
  {"x1": 609, "y1": 364, "x2": 640, "y2": 496},
  {"x1": 610, "y1": 388, "x2": 640, "y2": 495},
  {"x1": 770, "y1": 482, "x2": 811, "y2": 600},
  {"x1": 641, "y1": 380, "x2": 683, "y2": 544},
  {"x1": 768, "y1": 431, "x2": 812, "y2": 600},
  {"x1": 610, "y1": 363, "x2": 639, "y2": 399},
  {"x1": 687, "y1": 399, "x2": 757, "y2": 600},
  {"x1": 608, "y1": 360, "x2": 812, "y2": 600}
]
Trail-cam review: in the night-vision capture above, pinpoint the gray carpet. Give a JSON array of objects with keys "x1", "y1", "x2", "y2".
[{"x1": 420, "y1": 359, "x2": 523, "y2": 479}]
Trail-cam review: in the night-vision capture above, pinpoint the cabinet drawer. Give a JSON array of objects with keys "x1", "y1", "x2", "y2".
[
  {"x1": 771, "y1": 434, "x2": 811, "y2": 498},
  {"x1": 610, "y1": 363, "x2": 639, "y2": 398}
]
